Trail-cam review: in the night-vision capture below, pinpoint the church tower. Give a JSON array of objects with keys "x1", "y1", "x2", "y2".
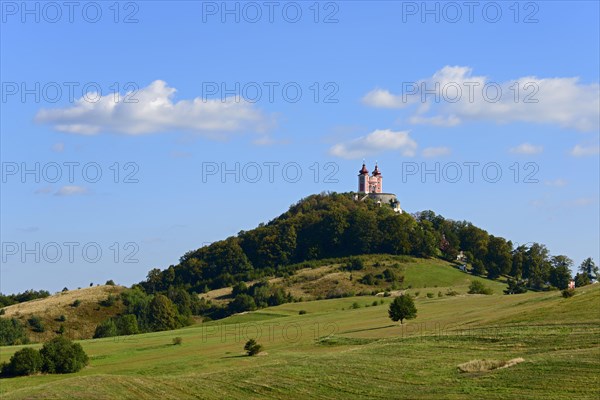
[{"x1": 358, "y1": 163, "x2": 369, "y2": 193}]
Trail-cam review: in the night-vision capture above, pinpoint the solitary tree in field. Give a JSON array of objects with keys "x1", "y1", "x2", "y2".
[{"x1": 388, "y1": 294, "x2": 417, "y2": 324}]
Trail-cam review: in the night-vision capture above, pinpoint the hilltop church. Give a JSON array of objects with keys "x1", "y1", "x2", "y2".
[{"x1": 355, "y1": 162, "x2": 402, "y2": 213}]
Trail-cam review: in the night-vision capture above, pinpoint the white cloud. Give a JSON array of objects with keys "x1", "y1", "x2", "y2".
[
  {"x1": 569, "y1": 197, "x2": 596, "y2": 207},
  {"x1": 570, "y1": 144, "x2": 600, "y2": 157},
  {"x1": 510, "y1": 143, "x2": 543, "y2": 155},
  {"x1": 55, "y1": 186, "x2": 88, "y2": 196},
  {"x1": 422, "y1": 146, "x2": 451, "y2": 158},
  {"x1": 35, "y1": 80, "x2": 274, "y2": 137},
  {"x1": 363, "y1": 66, "x2": 600, "y2": 132},
  {"x1": 51, "y1": 142, "x2": 65, "y2": 152},
  {"x1": 544, "y1": 179, "x2": 568, "y2": 187},
  {"x1": 329, "y1": 129, "x2": 417, "y2": 159}
]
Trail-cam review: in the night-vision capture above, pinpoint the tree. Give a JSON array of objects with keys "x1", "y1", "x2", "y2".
[
  {"x1": 504, "y1": 278, "x2": 528, "y2": 294},
  {"x1": 388, "y1": 295, "x2": 417, "y2": 324},
  {"x1": 549, "y1": 256, "x2": 573, "y2": 290},
  {"x1": 147, "y1": 294, "x2": 180, "y2": 331},
  {"x1": 0, "y1": 318, "x2": 29, "y2": 346},
  {"x1": 244, "y1": 339, "x2": 263, "y2": 356},
  {"x1": 40, "y1": 337, "x2": 89, "y2": 374},
  {"x1": 574, "y1": 272, "x2": 591, "y2": 287},
  {"x1": 93, "y1": 319, "x2": 117, "y2": 338},
  {"x1": 579, "y1": 257, "x2": 599, "y2": 282},
  {"x1": 485, "y1": 236, "x2": 512, "y2": 279},
  {"x1": 229, "y1": 294, "x2": 257, "y2": 313},
  {"x1": 3, "y1": 348, "x2": 42, "y2": 377},
  {"x1": 471, "y1": 259, "x2": 487, "y2": 276}
]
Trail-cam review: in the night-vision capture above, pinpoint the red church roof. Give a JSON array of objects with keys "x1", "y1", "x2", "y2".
[
  {"x1": 359, "y1": 163, "x2": 369, "y2": 175},
  {"x1": 372, "y1": 164, "x2": 381, "y2": 176}
]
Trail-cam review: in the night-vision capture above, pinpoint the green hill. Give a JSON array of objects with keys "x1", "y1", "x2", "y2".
[{"x1": 1, "y1": 284, "x2": 598, "y2": 399}]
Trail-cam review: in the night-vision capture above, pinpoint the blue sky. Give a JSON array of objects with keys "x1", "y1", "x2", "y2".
[{"x1": 1, "y1": 1, "x2": 599, "y2": 293}]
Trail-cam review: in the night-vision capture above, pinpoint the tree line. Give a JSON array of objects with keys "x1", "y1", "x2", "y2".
[{"x1": 140, "y1": 192, "x2": 597, "y2": 295}]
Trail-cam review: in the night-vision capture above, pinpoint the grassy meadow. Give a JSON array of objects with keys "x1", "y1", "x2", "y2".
[{"x1": 1, "y1": 280, "x2": 598, "y2": 399}]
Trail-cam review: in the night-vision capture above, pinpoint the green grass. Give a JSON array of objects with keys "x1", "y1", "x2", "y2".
[{"x1": 1, "y1": 284, "x2": 598, "y2": 399}]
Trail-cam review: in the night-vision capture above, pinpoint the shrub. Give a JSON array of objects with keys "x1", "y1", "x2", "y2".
[
  {"x1": 345, "y1": 257, "x2": 365, "y2": 271},
  {"x1": 62, "y1": 287, "x2": 69, "y2": 292},
  {"x1": 105, "y1": 280, "x2": 116, "y2": 286},
  {"x1": 94, "y1": 319, "x2": 117, "y2": 338},
  {"x1": 468, "y1": 281, "x2": 493, "y2": 295},
  {"x1": 27, "y1": 315, "x2": 45, "y2": 332},
  {"x1": 426, "y1": 293, "x2": 434, "y2": 298},
  {"x1": 414, "y1": 291, "x2": 420, "y2": 297},
  {"x1": 56, "y1": 315, "x2": 67, "y2": 322},
  {"x1": 383, "y1": 291, "x2": 391, "y2": 297},
  {"x1": 71, "y1": 300, "x2": 81, "y2": 308},
  {"x1": 244, "y1": 339, "x2": 263, "y2": 356},
  {"x1": 57, "y1": 325, "x2": 66, "y2": 335},
  {"x1": 446, "y1": 289, "x2": 459, "y2": 296},
  {"x1": 40, "y1": 337, "x2": 89, "y2": 374},
  {"x1": 351, "y1": 302, "x2": 361, "y2": 309},
  {"x1": 0, "y1": 309, "x2": 5, "y2": 315},
  {"x1": 438, "y1": 291, "x2": 443, "y2": 297},
  {"x1": 3, "y1": 348, "x2": 42, "y2": 377},
  {"x1": 99, "y1": 294, "x2": 117, "y2": 307},
  {"x1": 562, "y1": 288, "x2": 575, "y2": 298},
  {"x1": 298, "y1": 310, "x2": 307, "y2": 315},
  {"x1": 172, "y1": 337, "x2": 183, "y2": 345},
  {"x1": 372, "y1": 300, "x2": 379, "y2": 306}
]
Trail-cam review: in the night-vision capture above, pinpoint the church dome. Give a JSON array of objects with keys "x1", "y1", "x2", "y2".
[
  {"x1": 372, "y1": 164, "x2": 381, "y2": 176},
  {"x1": 359, "y1": 163, "x2": 369, "y2": 175}
]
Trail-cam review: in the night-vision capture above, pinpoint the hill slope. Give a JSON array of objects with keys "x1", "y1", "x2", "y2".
[
  {"x1": 2, "y1": 285, "x2": 125, "y2": 342},
  {"x1": 1, "y1": 284, "x2": 598, "y2": 399}
]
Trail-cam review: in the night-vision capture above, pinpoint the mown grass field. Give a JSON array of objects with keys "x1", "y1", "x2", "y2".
[{"x1": 1, "y1": 281, "x2": 599, "y2": 399}]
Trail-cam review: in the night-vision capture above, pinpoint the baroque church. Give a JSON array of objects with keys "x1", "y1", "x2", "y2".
[{"x1": 356, "y1": 162, "x2": 402, "y2": 213}]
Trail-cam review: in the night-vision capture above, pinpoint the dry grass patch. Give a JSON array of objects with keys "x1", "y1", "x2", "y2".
[{"x1": 458, "y1": 357, "x2": 525, "y2": 373}]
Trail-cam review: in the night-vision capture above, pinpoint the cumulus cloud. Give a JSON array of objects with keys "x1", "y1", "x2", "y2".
[
  {"x1": 570, "y1": 144, "x2": 600, "y2": 157},
  {"x1": 510, "y1": 143, "x2": 543, "y2": 155},
  {"x1": 329, "y1": 129, "x2": 417, "y2": 159},
  {"x1": 35, "y1": 80, "x2": 274, "y2": 138},
  {"x1": 362, "y1": 66, "x2": 600, "y2": 132},
  {"x1": 422, "y1": 146, "x2": 451, "y2": 158}
]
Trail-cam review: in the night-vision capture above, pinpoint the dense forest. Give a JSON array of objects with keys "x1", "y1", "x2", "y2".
[{"x1": 140, "y1": 192, "x2": 592, "y2": 297}]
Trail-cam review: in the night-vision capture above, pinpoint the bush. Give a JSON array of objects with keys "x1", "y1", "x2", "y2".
[
  {"x1": 426, "y1": 293, "x2": 434, "y2": 298},
  {"x1": 244, "y1": 339, "x2": 263, "y2": 356},
  {"x1": 27, "y1": 315, "x2": 45, "y2": 332},
  {"x1": 93, "y1": 319, "x2": 117, "y2": 338},
  {"x1": 438, "y1": 291, "x2": 443, "y2": 297},
  {"x1": 172, "y1": 337, "x2": 183, "y2": 345},
  {"x1": 3, "y1": 348, "x2": 42, "y2": 377},
  {"x1": 345, "y1": 257, "x2": 365, "y2": 271},
  {"x1": 40, "y1": 337, "x2": 89, "y2": 374},
  {"x1": 71, "y1": 299, "x2": 81, "y2": 307},
  {"x1": 0, "y1": 309, "x2": 5, "y2": 315},
  {"x1": 351, "y1": 302, "x2": 361, "y2": 309},
  {"x1": 105, "y1": 280, "x2": 116, "y2": 286},
  {"x1": 57, "y1": 325, "x2": 66, "y2": 335},
  {"x1": 56, "y1": 315, "x2": 67, "y2": 322},
  {"x1": 298, "y1": 310, "x2": 307, "y2": 315},
  {"x1": 446, "y1": 289, "x2": 459, "y2": 296},
  {"x1": 372, "y1": 300, "x2": 379, "y2": 306},
  {"x1": 62, "y1": 287, "x2": 69, "y2": 292},
  {"x1": 468, "y1": 281, "x2": 493, "y2": 295},
  {"x1": 99, "y1": 294, "x2": 117, "y2": 307},
  {"x1": 562, "y1": 288, "x2": 575, "y2": 298},
  {"x1": 414, "y1": 291, "x2": 420, "y2": 297},
  {"x1": 383, "y1": 291, "x2": 391, "y2": 297}
]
